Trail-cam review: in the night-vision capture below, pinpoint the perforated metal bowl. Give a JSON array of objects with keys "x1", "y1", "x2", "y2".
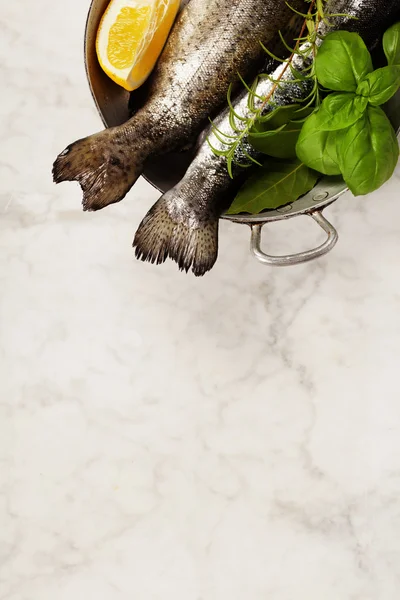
[{"x1": 84, "y1": 0, "x2": 400, "y2": 266}]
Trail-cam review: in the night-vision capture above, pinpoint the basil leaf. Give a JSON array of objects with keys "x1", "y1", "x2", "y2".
[
  {"x1": 354, "y1": 95, "x2": 370, "y2": 113},
  {"x1": 356, "y1": 66, "x2": 400, "y2": 106},
  {"x1": 257, "y1": 104, "x2": 301, "y2": 127},
  {"x1": 311, "y1": 93, "x2": 367, "y2": 131},
  {"x1": 338, "y1": 106, "x2": 399, "y2": 196},
  {"x1": 315, "y1": 31, "x2": 373, "y2": 92},
  {"x1": 249, "y1": 120, "x2": 303, "y2": 159},
  {"x1": 227, "y1": 160, "x2": 319, "y2": 215},
  {"x1": 296, "y1": 112, "x2": 342, "y2": 175},
  {"x1": 293, "y1": 105, "x2": 316, "y2": 121},
  {"x1": 383, "y1": 22, "x2": 400, "y2": 66}
]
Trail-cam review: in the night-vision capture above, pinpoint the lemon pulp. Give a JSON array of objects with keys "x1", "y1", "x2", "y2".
[{"x1": 96, "y1": 0, "x2": 180, "y2": 92}]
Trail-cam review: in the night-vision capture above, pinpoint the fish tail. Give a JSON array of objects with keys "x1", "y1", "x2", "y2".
[
  {"x1": 133, "y1": 192, "x2": 219, "y2": 277},
  {"x1": 52, "y1": 128, "x2": 148, "y2": 211}
]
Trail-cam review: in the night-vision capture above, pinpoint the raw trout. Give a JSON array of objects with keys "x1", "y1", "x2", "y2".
[
  {"x1": 53, "y1": 0, "x2": 304, "y2": 212},
  {"x1": 134, "y1": 0, "x2": 400, "y2": 276}
]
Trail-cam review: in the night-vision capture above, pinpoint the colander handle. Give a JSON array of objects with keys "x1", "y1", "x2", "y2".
[{"x1": 250, "y1": 210, "x2": 338, "y2": 267}]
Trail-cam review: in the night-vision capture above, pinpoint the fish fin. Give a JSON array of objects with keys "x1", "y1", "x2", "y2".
[
  {"x1": 133, "y1": 195, "x2": 218, "y2": 277},
  {"x1": 52, "y1": 129, "x2": 146, "y2": 211}
]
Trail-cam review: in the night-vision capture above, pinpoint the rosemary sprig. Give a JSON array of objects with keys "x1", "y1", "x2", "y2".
[{"x1": 208, "y1": 0, "x2": 328, "y2": 176}]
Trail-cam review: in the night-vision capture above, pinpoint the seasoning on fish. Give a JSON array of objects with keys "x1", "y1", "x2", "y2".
[
  {"x1": 134, "y1": 0, "x2": 400, "y2": 276},
  {"x1": 53, "y1": 0, "x2": 304, "y2": 212}
]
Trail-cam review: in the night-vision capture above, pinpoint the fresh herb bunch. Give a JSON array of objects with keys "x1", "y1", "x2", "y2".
[
  {"x1": 218, "y1": 7, "x2": 400, "y2": 216},
  {"x1": 297, "y1": 24, "x2": 400, "y2": 195}
]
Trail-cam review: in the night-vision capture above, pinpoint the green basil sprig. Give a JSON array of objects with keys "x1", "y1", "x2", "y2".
[{"x1": 297, "y1": 25, "x2": 400, "y2": 196}]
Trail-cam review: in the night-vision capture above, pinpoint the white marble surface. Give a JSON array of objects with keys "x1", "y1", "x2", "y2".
[{"x1": 2, "y1": 2, "x2": 400, "y2": 599}]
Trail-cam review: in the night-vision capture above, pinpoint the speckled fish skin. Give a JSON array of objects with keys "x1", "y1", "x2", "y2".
[
  {"x1": 134, "y1": 0, "x2": 400, "y2": 276},
  {"x1": 53, "y1": 0, "x2": 303, "y2": 213}
]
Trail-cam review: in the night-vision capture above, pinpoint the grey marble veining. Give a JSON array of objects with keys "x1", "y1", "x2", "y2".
[{"x1": 1, "y1": 1, "x2": 400, "y2": 599}]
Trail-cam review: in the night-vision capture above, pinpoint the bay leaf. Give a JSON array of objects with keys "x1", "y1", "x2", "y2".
[{"x1": 227, "y1": 160, "x2": 319, "y2": 215}]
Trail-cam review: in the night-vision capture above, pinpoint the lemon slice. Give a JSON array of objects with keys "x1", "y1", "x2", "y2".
[{"x1": 96, "y1": 0, "x2": 180, "y2": 92}]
